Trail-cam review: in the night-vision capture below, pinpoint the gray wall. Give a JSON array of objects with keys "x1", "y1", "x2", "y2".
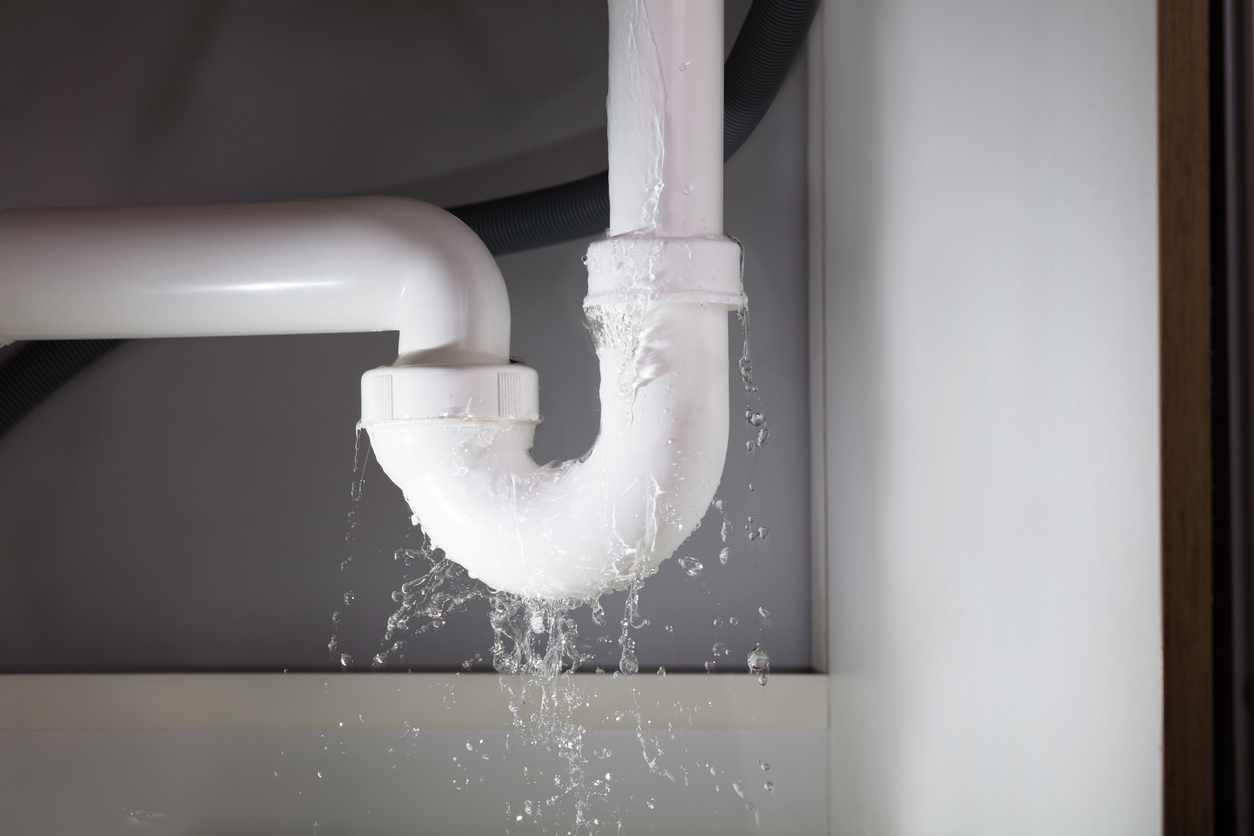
[{"x1": 0, "y1": 0, "x2": 811, "y2": 673}]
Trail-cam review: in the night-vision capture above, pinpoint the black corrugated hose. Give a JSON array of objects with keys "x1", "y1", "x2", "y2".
[{"x1": 0, "y1": 0, "x2": 820, "y2": 439}]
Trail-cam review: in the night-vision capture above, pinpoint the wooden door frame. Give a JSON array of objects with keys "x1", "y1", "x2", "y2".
[{"x1": 1160, "y1": 0, "x2": 1253, "y2": 832}]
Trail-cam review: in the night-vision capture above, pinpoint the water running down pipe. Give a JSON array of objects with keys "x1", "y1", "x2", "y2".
[
  {"x1": 0, "y1": 0, "x2": 737, "y2": 600},
  {"x1": 363, "y1": 0, "x2": 740, "y2": 598}
]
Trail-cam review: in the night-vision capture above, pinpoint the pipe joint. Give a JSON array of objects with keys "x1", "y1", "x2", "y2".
[{"x1": 583, "y1": 235, "x2": 743, "y2": 309}]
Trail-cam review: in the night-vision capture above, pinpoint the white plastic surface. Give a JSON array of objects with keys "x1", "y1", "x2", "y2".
[
  {"x1": 0, "y1": 196, "x2": 510, "y2": 365},
  {"x1": 608, "y1": 0, "x2": 724, "y2": 236}
]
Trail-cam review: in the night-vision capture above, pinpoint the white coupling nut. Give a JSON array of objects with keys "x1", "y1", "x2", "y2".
[
  {"x1": 583, "y1": 234, "x2": 743, "y2": 308},
  {"x1": 360, "y1": 364, "x2": 540, "y2": 426}
]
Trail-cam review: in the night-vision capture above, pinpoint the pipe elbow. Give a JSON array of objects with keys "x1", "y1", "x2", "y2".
[
  {"x1": 365, "y1": 302, "x2": 731, "y2": 601},
  {"x1": 0, "y1": 196, "x2": 510, "y2": 365},
  {"x1": 352, "y1": 197, "x2": 511, "y2": 365}
]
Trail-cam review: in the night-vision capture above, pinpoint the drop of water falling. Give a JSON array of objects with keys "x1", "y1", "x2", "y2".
[
  {"x1": 657, "y1": 666, "x2": 666, "y2": 676},
  {"x1": 757, "y1": 526, "x2": 769, "y2": 540},
  {"x1": 340, "y1": 653, "x2": 353, "y2": 670},
  {"x1": 748, "y1": 644, "x2": 770, "y2": 685},
  {"x1": 327, "y1": 636, "x2": 338, "y2": 655},
  {"x1": 729, "y1": 616, "x2": 739, "y2": 625},
  {"x1": 343, "y1": 591, "x2": 355, "y2": 606},
  {"x1": 765, "y1": 781, "x2": 775, "y2": 792},
  {"x1": 340, "y1": 557, "x2": 353, "y2": 574},
  {"x1": 759, "y1": 606, "x2": 771, "y2": 620},
  {"x1": 316, "y1": 771, "x2": 322, "y2": 778},
  {"x1": 331, "y1": 611, "x2": 341, "y2": 627},
  {"x1": 733, "y1": 780, "x2": 746, "y2": 798},
  {"x1": 746, "y1": 440, "x2": 754, "y2": 452},
  {"x1": 678, "y1": 556, "x2": 703, "y2": 577},
  {"x1": 704, "y1": 660, "x2": 716, "y2": 672},
  {"x1": 712, "y1": 641, "x2": 725, "y2": 656},
  {"x1": 761, "y1": 762, "x2": 771, "y2": 771},
  {"x1": 719, "y1": 547, "x2": 730, "y2": 565},
  {"x1": 746, "y1": 801, "x2": 755, "y2": 811},
  {"x1": 721, "y1": 519, "x2": 732, "y2": 542},
  {"x1": 748, "y1": 529, "x2": 759, "y2": 541},
  {"x1": 372, "y1": 652, "x2": 387, "y2": 669},
  {"x1": 748, "y1": 483, "x2": 755, "y2": 492},
  {"x1": 620, "y1": 652, "x2": 639, "y2": 675}
]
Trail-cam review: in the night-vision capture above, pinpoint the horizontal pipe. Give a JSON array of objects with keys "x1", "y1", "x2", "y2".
[{"x1": 0, "y1": 196, "x2": 511, "y2": 365}]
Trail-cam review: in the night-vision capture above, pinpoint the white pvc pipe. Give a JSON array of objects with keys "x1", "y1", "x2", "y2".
[
  {"x1": 608, "y1": 0, "x2": 724, "y2": 235},
  {"x1": 0, "y1": 196, "x2": 511, "y2": 365},
  {"x1": 364, "y1": 0, "x2": 738, "y2": 599}
]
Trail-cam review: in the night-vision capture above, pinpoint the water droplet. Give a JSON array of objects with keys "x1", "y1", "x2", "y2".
[
  {"x1": 713, "y1": 618, "x2": 724, "y2": 627},
  {"x1": 316, "y1": 771, "x2": 323, "y2": 778},
  {"x1": 748, "y1": 529, "x2": 759, "y2": 541},
  {"x1": 343, "y1": 591, "x2": 355, "y2": 606},
  {"x1": 757, "y1": 427, "x2": 769, "y2": 446},
  {"x1": 759, "y1": 606, "x2": 771, "y2": 620},
  {"x1": 748, "y1": 643, "x2": 770, "y2": 685},
  {"x1": 721, "y1": 519, "x2": 733, "y2": 542},
  {"x1": 664, "y1": 625, "x2": 674, "y2": 632},
  {"x1": 340, "y1": 653, "x2": 353, "y2": 670},
  {"x1": 620, "y1": 652, "x2": 639, "y2": 675},
  {"x1": 729, "y1": 616, "x2": 739, "y2": 625},
  {"x1": 746, "y1": 801, "x2": 755, "y2": 810},
  {"x1": 761, "y1": 762, "x2": 771, "y2": 771},
  {"x1": 372, "y1": 653, "x2": 387, "y2": 669},
  {"x1": 647, "y1": 800, "x2": 655, "y2": 810},
  {"x1": 680, "y1": 60, "x2": 691, "y2": 71},
  {"x1": 719, "y1": 547, "x2": 730, "y2": 565},
  {"x1": 327, "y1": 635, "x2": 338, "y2": 655},
  {"x1": 340, "y1": 557, "x2": 353, "y2": 574},
  {"x1": 748, "y1": 483, "x2": 755, "y2": 492},
  {"x1": 594, "y1": 748, "x2": 612, "y2": 759},
  {"x1": 746, "y1": 440, "x2": 754, "y2": 451},
  {"x1": 747, "y1": 411, "x2": 765, "y2": 427},
  {"x1": 704, "y1": 660, "x2": 716, "y2": 672},
  {"x1": 757, "y1": 526, "x2": 769, "y2": 540},
  {"x1": 733, "y1": 780, "x2": 746, "y2": 798},
  {"x1": 656, "y1": 666, "x2": 666, "y2": 676},
  {"x1": 679, "y1": 556, "x2": 703, "y2": 577},
  {"x1": 765, "y1": 781, "x2": 775, "y2": 792},
  {"x1": 331, "y1": 611, "x2": 342, "y2": 627}
]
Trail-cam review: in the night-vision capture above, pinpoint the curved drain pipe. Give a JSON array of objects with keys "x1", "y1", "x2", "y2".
[
  {"x1": 0, "y1": 0, "x2": 739, "y2": 600},
  {"x1": 365, "y1": 0, "x2": 740, "y2": 599}
]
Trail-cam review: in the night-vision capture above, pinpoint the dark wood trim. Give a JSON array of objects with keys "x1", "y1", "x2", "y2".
[{"x1": 1160, "y1": 0, "x2": 1215, "y2": 832}]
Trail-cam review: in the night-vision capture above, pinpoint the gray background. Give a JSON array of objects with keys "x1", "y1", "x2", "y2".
[{"x1": 0, "y1": 0, "x2": 810, "y2": 673}]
